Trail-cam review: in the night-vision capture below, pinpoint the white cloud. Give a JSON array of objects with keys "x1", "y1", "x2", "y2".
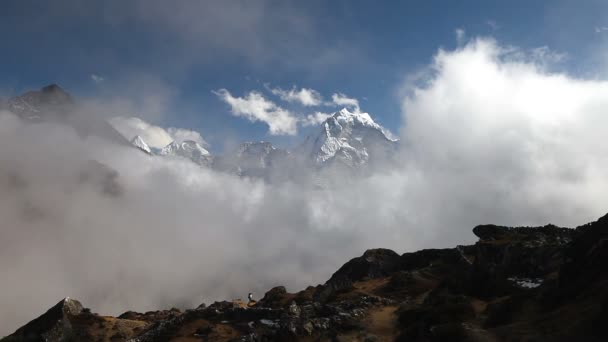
[
  {"x1": 455, "y1": 28, "x2": 466, "y2": 44},
  {"x1": 4, "y1": 37, "x2": 608, "y2": 336},
  {"x1": 214, "y1": 89, "x2": 298, "y2": 135},
  {"x1": 109, "y1": 116, "x2": 207, "y2": 148},
  {"x1": 400, "y1": 37, "x2": 608, "y2": 231},
  {"x1": 301, "y1": 111, "x2": 333, "y2": 126},
  {"x1": 269, "y1": 86, "x2": 323, "y2": 106},
  {"x1": 166, "y1": 128, "x2": 208, "y2": 147},
  {"x1": 486, "y1": 20, "x2": 499, "y2": 31},
  {"x1": 91, "y1": 74, "x2": 105, "y2": 83},
  {"x1": 331, "y1": 93, "x2": 360, "y2": 112},
  {"x1": 595, "y1": 26, "x2": 608, "y2": 33}
]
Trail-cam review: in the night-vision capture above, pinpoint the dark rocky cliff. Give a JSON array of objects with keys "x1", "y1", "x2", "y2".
[{"x1": 4, "y1": 214, "x2": 608, "y2": 341}]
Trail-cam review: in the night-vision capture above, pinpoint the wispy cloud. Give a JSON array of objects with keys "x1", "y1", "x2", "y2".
[
  {"x1": 90, "y1": 74, "x2": 105, "y2": 83},
  {"x1": 486, "y1": 20, "x2": 499, "y2": 31},
  {"x1": 109, "y1": 116, "x2": 207, "y2": 148},
  {"x1": 301, "y1": 111, "x2": 333, "y2": 126},
  {"x1": 213, "y1": 89, "x2": 298, "y2": 135},
  {"x1": 455, "y1": 28, "x2": 466, "y2": 45},
  {"x1": 268, "y1": 86, "x2": 323, "y2": 106},
  {"x1": 214, "y1": 86, "x2": 370, "y2": 132},
  {"x1": 331, "y1": 93, "x2": 360, "y2": 112},
  {"x1": 595, "y1": 26, "x2": 608, "y2": 33}
]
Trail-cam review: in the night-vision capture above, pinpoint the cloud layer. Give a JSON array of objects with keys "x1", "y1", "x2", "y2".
[
  {"x1": 2, "y1": 37, "x2": 608, "y2": 337},
  {"x1": 214, "y1": 89, "x2": 298, "y2": 135},
  {"x1": 269, "y1": 86, "x2": 323, "y2": 106},
  {"x1": 109, "y1": 116, "x2": 206, "y2": 148},
  {"x1": 215, "y1": 87, "x2": 367, "y2": 135},
  {"x1": 399, "y1": 37, "x2": 608, "y2": 231}
]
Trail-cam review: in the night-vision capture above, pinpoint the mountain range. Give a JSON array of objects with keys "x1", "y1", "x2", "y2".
[
  {"x1": 2, "y1": 84, "x2": 397, "y2": 181},
  {"x1": 127, "y1": 108, "x2": 398, "y2": 180}
]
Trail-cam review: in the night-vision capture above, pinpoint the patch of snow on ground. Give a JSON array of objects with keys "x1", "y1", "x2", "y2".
[{"x1": 508, "y1": 277, "x2": 543, "y2": 289}]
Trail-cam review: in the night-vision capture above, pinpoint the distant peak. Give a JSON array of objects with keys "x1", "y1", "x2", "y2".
[
  {"x1": 329, "y1": 108, "x2": 398, "y2": 142},
  {"x1": 130, "y1": 135, "x2": 151, "y2": 153},
  {"x1": 41, "y1": 84, "x2": 64, "y2": 93},
  {"x1": 181, "y1": 139, "x2": 201, "y2": 146},
  {"x1": 240, "y1": 141, "x2": 274, "y2": 148},
  {"x1": 329, "y1": 108, "x2": 380, "y2": 129},
  {"x1": 160, "y1": 140, "x2": 210, "y2": 156},
  {"x1": 36, "y1": 83, "x2": 73, "y2": 104}
]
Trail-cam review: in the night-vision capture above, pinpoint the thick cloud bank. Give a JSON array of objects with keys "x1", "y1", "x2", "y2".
[
  {"x1": 400, "y1": 38, "x2": 608, "y2": 233},
  {"x1": 2, "y1": 37, "x2": 608, "y2": 335}
]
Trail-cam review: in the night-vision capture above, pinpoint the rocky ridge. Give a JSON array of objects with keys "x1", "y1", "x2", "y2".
[{"x1": 4, "y1": 214, "x2": 608, "y2": 341}]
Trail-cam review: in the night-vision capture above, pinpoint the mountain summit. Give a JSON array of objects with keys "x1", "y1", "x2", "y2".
[
  {"x1": 159, "y1": 140, "x2": 212, "y2": 166},
  {"x1": 6, "y1": 84, "x2": 73, "y2": 120},
  {"x1": 4, "y1": 84, "x2": 128, "y2": 145},
  {"x1": 300, "y1": 108, "x2": 398, "y2": 168},
  {"x1": 212, "y1": 141, "x2": 289, "y2": 179},
  {"x1": 130, "y1": 135, "x2": 152, "y2": 154}
]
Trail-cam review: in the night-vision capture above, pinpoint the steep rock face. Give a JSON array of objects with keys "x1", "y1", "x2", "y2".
[
  {"x1": 560, "y1": 213, "x2": 608, "y2": 286},
  {"x1": 3, "y1": 298, "x2": 83, "y2": 341},
  {"x1": 328, "y1": 249, "x2": 402, "y2": 284},
  {"x1": 7, "y1": 84, "x2": 73, "y2": 121},
  {"x1": 5, "y1": 84, "x2": 129, "y2": 145},
  {"x1": 130, "y1": 135, "x2": 152, "y2": 154},
  {"x1": 299, "y1": 108, "x2": 398, "y2": 168},
  {"x1": 315, "y1": 249, "x2": 401, "y2": 303},
  {"x1": 469, "y1": 224, "x2": 575, "y2": 298}
]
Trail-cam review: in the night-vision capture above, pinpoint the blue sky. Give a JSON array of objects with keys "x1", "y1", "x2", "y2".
[{"x1": 2, "y1": 0, "x2": 608, "y2": 151}]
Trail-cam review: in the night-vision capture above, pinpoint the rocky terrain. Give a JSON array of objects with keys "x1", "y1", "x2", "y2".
[{"x1": 4, "y1": 213, "x2": 608, "y2": 341}]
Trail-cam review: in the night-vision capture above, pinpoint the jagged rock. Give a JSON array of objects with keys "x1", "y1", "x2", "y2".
[
  {"x1": 7, "y1": 214, "x2": 608, "y2": 341},
  {"x1": 472, "y1": 224, "x2": 510, "y2": 240},
  {"x1": 400, "y1": 248, "x2": 462, "y2": 271},
  {"x1": 259, "y1": 286, "x2": 288, "y2": 308},
  {"x1": 287, "y1": 302, "x2": 301, "y2": 317},
  {"x1": 314, "y1": 248, "x2": 401, "y2": 303},
  {"x1": 561, "y1": 213, "x2": 608, "y2": 286},
  {"x1": 3, "y1": 298, "x2": 83, "y2": 341},
  {"x1": 469, "y1": 224, "x2": 573, "y2": 298},
  {"x1": 327, "y1": 248, "x2": 401, "y2": 285},
  {"x1": 473, "y1": 224, "x2": 573, "y2": 246}
]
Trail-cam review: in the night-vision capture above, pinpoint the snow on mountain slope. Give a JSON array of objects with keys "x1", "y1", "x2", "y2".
[
  {"x1": 299, "y1": 108, "x2": 398, "y2": 168},
  {"x1": 213, "y1": 141, "x2": 289, "y2": 179},
  {"x1": 159, "y1": 140, "x2": 212, "y2": 166},
  {"x1": 130, "y1": 135, "x2": 152, "y2": 154}
]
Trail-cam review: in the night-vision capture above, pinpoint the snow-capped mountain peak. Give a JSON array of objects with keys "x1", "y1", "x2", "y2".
[
  {"x1": 332, "y1": 108, "x2": 380, "y2": 129},
  {"x1": 237, "y1": 141, "x2": 276, "y2": 156},
  {"x1": 130, "y1": 135, "x2": 151, "y2": 154},
  {"x1": 159, "y1": 140, "x2": 212, "y2": 166},
  {"x1": 212, "y1": 141, "x2": 289, "y2": 179},
  {"x1": 301, "y1": 108, "x2": 398, "y2": 167}
]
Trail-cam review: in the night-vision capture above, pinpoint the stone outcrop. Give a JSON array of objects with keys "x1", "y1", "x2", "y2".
[{"x1": 4, "y1": 214, "x2": 608, "y2": 341}]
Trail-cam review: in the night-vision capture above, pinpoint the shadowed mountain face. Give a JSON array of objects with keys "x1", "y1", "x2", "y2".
[
  {"x1": 3, "y1": 84, "x2": 128, "y2": 145},
  {"x1": 4, "y1": 214, "x2": 608, "y2": 341},
  {"x1": 6, "y1": 84, "x2": 74, "y2": 121}
]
